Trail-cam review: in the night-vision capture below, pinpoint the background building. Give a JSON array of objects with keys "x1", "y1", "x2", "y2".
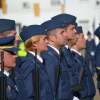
[{"x1": 0, "y1": 0, "x2": 100, "y2": 44}]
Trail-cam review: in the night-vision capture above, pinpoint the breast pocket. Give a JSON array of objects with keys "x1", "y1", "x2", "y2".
[
  {"x1": 58, "y1": 70, "x2": 71, "y2": 99},
  {"x1": 6, "y1": 85, "x2": 19, "y2": 100},
  {"x1": 40, "y1": 77, "x2": 51, "y2": 99}
]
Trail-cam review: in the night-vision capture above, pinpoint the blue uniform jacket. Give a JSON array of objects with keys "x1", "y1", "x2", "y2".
[
  {"x1": 0, "y1": 72, "x2": 21, "y2": 100},
  {"x1": 13, "y1": 66, "x2": 28, "y2": 100},
  {"x1": 62, "y1": 46, "x2": 79, "y2": 85},
  {"x1": 41, "y1": 45, "x2": 73, "y2": 100},
  {"x1": 20, "y1": 52, "x2": 54, "y2": 100},
  {"x1": 95, "y1": 42, "x2": 100, "y2": 89},
  {"x1": 72, "y1": 51, "x2": 96, "y2": 98},
  {"x1": 85, "y1": 39, "x2": 96, "y2": 59}
]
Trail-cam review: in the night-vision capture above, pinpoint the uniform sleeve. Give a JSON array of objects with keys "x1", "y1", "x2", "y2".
[
  {"x1": 95, "y1": 49, "x2": 100, "y2": 73},
  {"x1": 92, "y1": 39, "x2": 96, "y2": 52},
  {"x1": 41, "y1": 52, "x2": 57, "y2": 92},
  {"x1": 20, "y1": 59, "x2": 35, "y2": 100}
]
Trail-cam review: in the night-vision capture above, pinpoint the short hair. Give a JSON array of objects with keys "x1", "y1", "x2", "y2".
[
  {"x1": 46, "y1": 29, "x2": 58, "y2": 40},
  {"x1": 0, "y1": 31, "x2": 11, "y2": 37},
  {"x1": 24, "y1": 35, "x2": 43, "y2": 53},
  {"x1": 64, "y1": 24, "x2": 70, "y2": 30}
]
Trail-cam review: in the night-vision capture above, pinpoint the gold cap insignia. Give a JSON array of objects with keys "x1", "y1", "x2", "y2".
[{"x1": 8, "y1": 85, "x2": 12, "y2": 91}]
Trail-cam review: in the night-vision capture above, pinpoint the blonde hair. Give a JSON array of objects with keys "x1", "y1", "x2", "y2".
[{"x1": 24, "y1": 35, "x2": 43, "y2": 52}]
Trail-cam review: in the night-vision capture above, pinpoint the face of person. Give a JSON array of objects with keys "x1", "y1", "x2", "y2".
[
  {"x1": 87, "y1": 34, "x2": 91, "y2": 39},
  {"x1": 35, "y1": 35, "x2": 48, "y2": 54},
  {"x1": 53, "y1": 28, "x2": 67, "y2": 48},
  {"x1": 64, "y1": 24, "x2": 77, "y2": 42},
  {"x1": 76, "y1": 33, "x2": 86, "y2": 50},
  {"x1": 69, "y1": 33, "x2": 79, "y2": 46},
  {"x1": 1, "y1": 51, "x2": 18, "y2": 71},
  {"x1": 7, "y1": 30, "x2": 20, "y2": 47}
]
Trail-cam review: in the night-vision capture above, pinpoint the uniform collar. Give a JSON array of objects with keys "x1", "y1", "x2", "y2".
[
  {"x1": 29, "y1": 51, "x2": 43, "y2": 63},
  {"x1": 47, "y1": 44, "x2": 60, "y2": 55},
  {"x1": 0, "y1": 68, "x2": 9, "y2": 77},
  {"x1": 65, "y1": 45, "x2": 68, "y2": 49},
  {"x1": 71, "y1": 49, "x2": 81, "y2": 56},
  {"x1": 65, "y1": 45, "x2": 73, "y2": 52},
  {"x1": 88, "y1": 38, "x2": 92, "y2": 41}
]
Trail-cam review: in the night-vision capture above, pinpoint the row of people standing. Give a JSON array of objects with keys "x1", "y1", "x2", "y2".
[{"x1": 0, "y1": 13, "x2": 98, "y2": 100}]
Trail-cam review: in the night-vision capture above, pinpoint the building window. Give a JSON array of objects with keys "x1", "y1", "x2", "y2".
[
  {"x1": 23, "y1": 2, "x2": 30, "y2": 9},
  {"x1": 51, "y1": 0, "x2": 61, "y2": 6},
  {"x1": 95, "y1": 0, "x2": 100, "y2": 8},
  {"x1": 96, "y1": 0, "x2": 100, "y2": 6}
]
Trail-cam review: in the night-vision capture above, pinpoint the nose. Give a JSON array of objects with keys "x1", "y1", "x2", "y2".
[
  {"x1": 77, "y1": 34, "x2": 79, "y2": 38},
  {"x1": 74, "y1": 28, "x2": 77, "y2": 34},
  {"x1": 84, "y1": 37, "x2": 86, "y2": 41},
  {"x1": 46, "y1": 39, "x2": 48, "y2": 44},
  {"x1": 14, "y1": 54, "x2": 18, "y2": 58},
  {"x1": 15, "y1": 35, "x2": 20, "y2": 41},
  {"x1": 63, "y1": 31, "x2": 67, "y2": 37}
]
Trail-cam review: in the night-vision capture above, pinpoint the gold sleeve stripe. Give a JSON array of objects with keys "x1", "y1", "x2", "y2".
[
  {"x1": 96, "y1": 67, "x2": 100, "y2": 70},
  {"x1": 0, "y1": 46, "x2": 13, "y2": 49}
]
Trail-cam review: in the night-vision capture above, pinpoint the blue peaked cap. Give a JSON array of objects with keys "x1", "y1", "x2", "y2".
[
  {"x1": 0, "y1": 19, "x2": 15, "y2": 33},
  {"x1": 0, "y1": 36, "x2": 15, "y2": 46},
  {"x1": 20, "y1": 25, "x2": 46, "y2": 42},
  {"x1": 51, "y1": 13, "x2": 77, "y2": 26},
  {"x1": 0, "y1": 36, "x2": 19, "y2": 52},
  {"x1": 87, "y1": 31, "x2": 91, "y2": 35},
  {"x1": 41, "y1": 20, "x2": 64, "y2": 31},
  {"x1": 94, "y1": 26, "x2": 100, "y2": 38},
  {"x1": 4, "y1": 47, "x2": 19, "y2": 52},
  {"x1": 76, "y1": 26, "x2": 83, "y2": 34},
  {"x1": 41, "y1": 20, "x2": 51, "y2": 29}
]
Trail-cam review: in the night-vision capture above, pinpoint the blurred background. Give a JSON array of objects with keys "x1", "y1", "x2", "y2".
[
  {"x1": 0, "y1": 0, "x2": 100, "y2": 43},
  {"x1": 0, "y1": 0, "x2": 100, "y2": 99}
]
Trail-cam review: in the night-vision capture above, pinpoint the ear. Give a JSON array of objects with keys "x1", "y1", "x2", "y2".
[
  {"x1": 32, "y1": 42, "x2": 38, "y2": 49},
  {"x1": 49, "y1": 35, "x2": 55, "y2": 42}
]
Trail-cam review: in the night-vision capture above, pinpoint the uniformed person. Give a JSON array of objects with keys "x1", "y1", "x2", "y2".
[
  {"x1": 51, "y1": 14, "x2": 80, "y2": 99},
  {"x1": 16, "y1": 40, "x2": 27, "y2": 68},
  {"x1": 20, "y1": 25, "x2": 54, "y2": 100},
  {"x1": 71, "y1": 26, "x2": 96, "y2": 100},
  {"x1": 16, "y1": 26, "x2": 27, "y2": 67},
  {"x1": 41, "y1": 19, "x2": 74, "y2": 100},
  {"x1": 94, "y1": 26, "x2": 100, "y2": 92},
  {"x1": 17, "y1": 40, "x2": 27, "y2": 57},
  {"x1": 0, "y1": 19, "x2": 28, "y2": 100},
  {"x1": 85, "y1": 31, "x2": 96, "y2": 76},
  {"x1": 0, "y1": 36, "x2": 21, "y2": 99}
]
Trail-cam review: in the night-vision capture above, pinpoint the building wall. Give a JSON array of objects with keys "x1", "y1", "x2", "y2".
[{"x1": 0, "y1": 0, "x2": 100, "y2": 44}]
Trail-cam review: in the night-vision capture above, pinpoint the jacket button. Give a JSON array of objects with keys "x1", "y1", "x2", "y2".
[{"x1": 15, "y1": 77, "x2": 17, "y2": 80}]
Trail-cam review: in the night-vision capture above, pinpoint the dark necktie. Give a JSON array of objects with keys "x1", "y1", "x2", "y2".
[{"x1": 68, "y1": 48, "x2": 74, "y2": 61}]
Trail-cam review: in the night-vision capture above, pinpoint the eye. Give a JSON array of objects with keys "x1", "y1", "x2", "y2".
[
  {"x1": 44, "y1": 37, "x2": 47, "y2": 40},
  {"x1": 61, "y1": 31, "x2": 64, "y2": 34}
]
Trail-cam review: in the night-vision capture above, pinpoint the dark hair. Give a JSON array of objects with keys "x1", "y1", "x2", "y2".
[
  {"x1": 64, "y1": 24, "x2": 70, "y2": 30},
  {"x1": 46, "y1": 29, "x2": 57, "y2": 40}
]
